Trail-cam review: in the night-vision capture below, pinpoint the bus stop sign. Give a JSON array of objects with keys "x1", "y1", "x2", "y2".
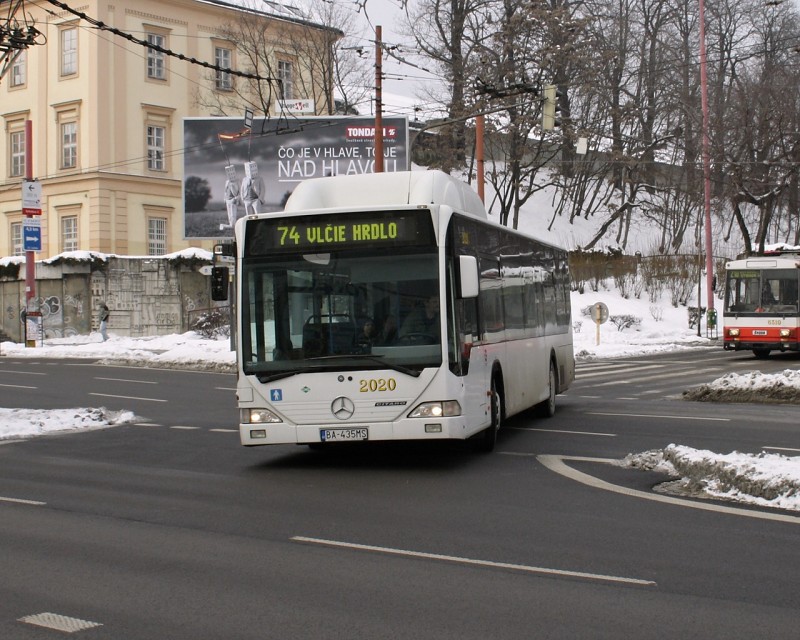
[{"x1": 591, "y1": 302, "x2": 609, "y2": 324}]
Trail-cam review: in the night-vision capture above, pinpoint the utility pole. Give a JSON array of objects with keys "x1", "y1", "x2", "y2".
[
  {"x1": 22, "y1": 119, "x2": 41, "y2": 347},
  {"x1": 476, "y1": 115, "x2": 485, "y2": 203},
  {"x1": 25, "y1": 120, "x2": 35, "y2": 306},
  {"x1": 374, "y1": 25, "x2": 384, "y2": 173},
  {"x1": 698, "y1": 0, "x2": 714, "y2": 316}
]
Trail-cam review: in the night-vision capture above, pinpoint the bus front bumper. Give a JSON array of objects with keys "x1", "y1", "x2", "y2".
[
  {"x1": 724, "y1": 340, "x2": 799, "y2": 352},
  {"x1": 240, "y1": 417, "x2": 473, "y2": 446}
]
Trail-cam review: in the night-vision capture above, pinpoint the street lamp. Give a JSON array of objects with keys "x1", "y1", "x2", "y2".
[{"x1": 698, "y1": 0, "x2": 715, "y2": 319}]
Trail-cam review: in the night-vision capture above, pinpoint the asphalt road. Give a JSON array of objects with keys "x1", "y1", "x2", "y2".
[{"x1": 1, "y1": 348, "x2": 799, "y2": 639}]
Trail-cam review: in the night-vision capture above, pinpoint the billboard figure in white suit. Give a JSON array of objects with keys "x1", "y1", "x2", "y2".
[
  {"x1": 221, "y1": 164, "x2": 241, "y2": 231},
  {"x1": 241, "y1": 161, "x2": 264, "y2": 215}
]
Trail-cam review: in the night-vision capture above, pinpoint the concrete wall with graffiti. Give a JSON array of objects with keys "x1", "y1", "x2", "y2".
[{"x1": 0, "y1": 253, "x2": 220, "y2": 343}]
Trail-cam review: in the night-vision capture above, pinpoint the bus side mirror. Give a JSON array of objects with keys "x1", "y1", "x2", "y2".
[
  {"x1": 459, "y1": 255, "x2": 479, "y2": 299},
  {"x1": 211, "y1": 266, "x2": 229, "y2": 301}
]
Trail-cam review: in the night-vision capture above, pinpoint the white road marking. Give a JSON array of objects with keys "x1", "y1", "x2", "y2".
[
  {"x1": 588, "y1": 368, "x2": 725, "y2": 386},
  {"x1": 0, "y1": 439, "x2": 26, "y2": 446},
  {"x1": 291, "y1": 536, "x2": 656, "y2": 586},
  {"x1": 89, "y1": 393, "x2": 166, "y2": 402},
  {"x1": 210, "y1": 428, "x2": 238, "y2": 433},
  {"x1": 538, "y1": 454, "x2": 800, "y2": 524},
  {"x1": 18, "y1": 612, "x2": 102, "y2": 633},
  {"x1": 0, "y1": 369, "x2": 46, "y2": 375},
  {"x1": 587, "y1": 411, "x2": 729, "y2": 422},
  {"x1": 0, "y1": 383, "x2": 37, "y2": 389},
  {"x1": 95, "y1": 376, "x2": 157, "y2": 384},
  {"x1": 507, "y1": 427, "x2": 616, "y2": 437},
  {"x1": 170, "y1": 426, "x2": 200, "y2": 430},
  {"x1": 0, "y1": 495, "x2": 46, "y2": 506},
  {"x1": 575, "y1": 364, "x2": 666, "y2": 379}
]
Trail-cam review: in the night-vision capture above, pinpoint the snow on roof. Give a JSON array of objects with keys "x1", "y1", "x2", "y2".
[
  {"x1": 199, "y1": 0, "x2": 307, "y2": 21},
  {"x1": 283, "y1": 170, "x2": 488, "y2": 219}
]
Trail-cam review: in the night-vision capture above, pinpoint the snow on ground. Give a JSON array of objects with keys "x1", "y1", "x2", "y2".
[
  {"x1": 0, "y1": 408, "x2": 137, "y2": 442},
  {"x1": 1, "y1": 287, "x2": 799, "y2": 512},
  {"x1": 621, "y1": 445, "x2": 800, "y2": 512}
]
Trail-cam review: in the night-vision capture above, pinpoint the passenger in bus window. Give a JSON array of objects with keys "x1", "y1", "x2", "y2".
[
  {"x1": 357, "y1": 319, "x2": 377, "y2": 346},
  {"x1": 400, "y1": 295, "x2": 440, "y2": 338},
  {"x1": 761, "y1": 282, "x2": 776, "y2": 305},
  {"x1": 379, "y1": 316, "x2": 397, "y2": 344}
]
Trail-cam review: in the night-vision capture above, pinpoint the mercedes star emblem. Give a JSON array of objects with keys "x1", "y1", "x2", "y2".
[{"x1": 331, "y1": 396, "x2": 355, "y2": 420}]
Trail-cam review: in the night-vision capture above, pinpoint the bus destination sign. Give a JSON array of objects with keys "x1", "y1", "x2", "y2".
[{"x1": 246, "y1": 211, "x2": 434, "y2": 255}]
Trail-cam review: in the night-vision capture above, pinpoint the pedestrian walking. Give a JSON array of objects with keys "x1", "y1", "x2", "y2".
[{"x1": 98, "y1": 303, "x2": 110, "y2": 341}]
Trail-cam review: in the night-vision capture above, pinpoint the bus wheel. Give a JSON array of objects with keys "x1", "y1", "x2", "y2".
[
  {"x1": 537, "y1": 361, "x2": 557, "y2": 418},
  {"x1": 753, "y1": 348, "x2": 771, "y2": 359},
  {"x1": 469, "y1": 379, "x2": 501, "y2": 453}
]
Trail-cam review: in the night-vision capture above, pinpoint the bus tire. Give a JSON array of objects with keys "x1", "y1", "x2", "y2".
[
  {"x1": 536, "y1": 360, "x2": 557, "y2": 418},
  {"x1": 469, "y1": 378, "x2": 502, "y2": 453},
  {"x1": 753, "y1": 348, "x2": 770, "y2": 359}
]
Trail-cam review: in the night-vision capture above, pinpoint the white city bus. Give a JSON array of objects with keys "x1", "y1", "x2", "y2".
[
  {"x1": 227, "y1": 170, "x2": 574, "y2": 451},
  {"x1": 723, "y1": 248, "x2": 800, "y2": 358}
]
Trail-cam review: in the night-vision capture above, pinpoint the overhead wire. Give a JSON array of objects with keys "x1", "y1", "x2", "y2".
[
  {"x1": 41, "y1": 0, "x2": 278, "y2": 85},
  {"x1": 15, "y1": 0, "x2": 800, "y2": 180}
]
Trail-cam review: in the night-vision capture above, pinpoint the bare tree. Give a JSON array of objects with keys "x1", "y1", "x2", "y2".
[
  {"x1": 403, "y1": 0, "x2": 491, "y2": 172},
  {"x1": 722, "y1": 2, "x2": 800, "y2": 255},
  {"x1": 192, "y1": 0, "x2": 369, "y2": 118}
]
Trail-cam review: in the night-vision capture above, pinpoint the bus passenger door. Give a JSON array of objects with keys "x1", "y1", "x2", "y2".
[{"x1": 449, "y1": 258, "x2": 490, "y2": 431}]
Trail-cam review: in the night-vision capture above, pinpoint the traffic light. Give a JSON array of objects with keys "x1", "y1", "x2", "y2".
[
  {"x1": 211, "y1": 266, "x2": 229, "y2": 301},
  {"x1": 214, "y1": 242, "x2": 235, "y2": 258},
  {"x1": 542, "y1": 84, "x2": 561, "y2": 130}
]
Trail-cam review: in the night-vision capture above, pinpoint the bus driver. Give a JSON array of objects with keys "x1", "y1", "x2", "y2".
[{"x1": 400, "y1": 295, "x2": 440, "y2": 338}]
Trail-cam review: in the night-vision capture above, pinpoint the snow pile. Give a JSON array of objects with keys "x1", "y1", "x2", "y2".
[
  {"x1": 621, "y1": 445, "x2": 800, "y2": 512},
  {"x1": 0, "y1": 332, "x2": 236, "y2": 373},
  {"x1": 684, "y1": 369, "x2": 800, "y2": 404},
  {"x1": 0, "y1": 408, "x2": 138, "y2": 441}
]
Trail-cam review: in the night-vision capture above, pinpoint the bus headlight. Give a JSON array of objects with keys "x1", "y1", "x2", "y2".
[
  {"x1": 728, "y1": 328, "x2": 740, "y2": 337},
  {"x1": 408, "y1": 401, "x2": 461, "y2": 418},
  {"x1": 240, "y1": 408, "x2": 282, "y2": 424},
  {"x1": 780, "y1": 329, "x2": 791, "y2": 338}
]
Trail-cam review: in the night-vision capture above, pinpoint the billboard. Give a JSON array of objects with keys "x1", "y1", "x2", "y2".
[{"x1": 182, "y1": 116, "x2": 409, "y2": 239}]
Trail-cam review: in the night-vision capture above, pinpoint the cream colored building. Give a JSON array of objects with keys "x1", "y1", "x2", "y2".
[{"x1": 1, "y1": 0, "x2": 334, "y2": 259}]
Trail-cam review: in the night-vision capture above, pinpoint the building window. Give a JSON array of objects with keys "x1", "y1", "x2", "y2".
[
  {"x1": 146, "y1": 33, "x2": 166, "y2": 80},
  {"x1": 61, "y1": 27, "x2": 77, "y2": 76},
  {"x1": 215, "y1": 46, "x2": 232, "y2": 91},
  {"x1": 10, "y1": 50, "x2": 26, "y2": 87},
  {"x1": 62, "y1": 215, "x2": 78, "y2": 252},
  {"x1": 11, "y1": 222, "x2": 23, "y2": 256},
  {"x1": 148, "y1": 217, "x2": 167, "y2": 255},
  {"x1": 146, "y1": 125, "x2": 165, "y2": 171},
  {"x1": 61, "y1": 122, "x2": 78, "y2": 169},
  {"x1": 278, "y1": 60, "x2": 293, "y2": 100},
  {"x1": 10, "y1": 130, "x2": 25, "y2": 177}
]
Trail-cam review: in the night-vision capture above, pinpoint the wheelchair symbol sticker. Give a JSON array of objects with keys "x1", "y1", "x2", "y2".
[{"x1": 270, "y1": 389, "x2": 283, "y2": 402}]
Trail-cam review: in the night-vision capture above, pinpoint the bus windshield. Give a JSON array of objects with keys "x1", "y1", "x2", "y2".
[
  {"x1": 726, "y1": 268, "x2": 799, "y2": 314},
  {"x1": 240, "y1": 248, "x2": 442, "y2": 380}
]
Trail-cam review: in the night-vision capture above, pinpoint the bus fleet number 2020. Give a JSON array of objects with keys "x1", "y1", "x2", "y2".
[{"x1": 360, "y1": 378, "x2": 397, "y2": 392}]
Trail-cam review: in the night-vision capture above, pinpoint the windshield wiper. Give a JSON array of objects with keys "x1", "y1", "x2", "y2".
[
  {"x1": 255, "y1": 370, "x2": 300, "y2": 383},
  {"x1": 306, "y1": 354, "x2": 422, "y2": 378}
]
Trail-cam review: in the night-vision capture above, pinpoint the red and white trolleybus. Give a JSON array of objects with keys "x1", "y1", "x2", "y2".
[{"x1": 723, "y1": 247, "x2": 800, "y2": 358}]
